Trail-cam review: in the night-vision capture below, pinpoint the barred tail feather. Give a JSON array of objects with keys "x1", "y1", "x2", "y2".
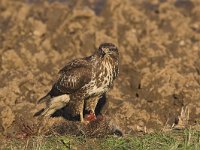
[
  {"x1": 37, "y1": 94, "x2": 51, "y2": 104},
  {"x1": 40, "y1": 94, "x2": 70, "y2": 116},
  {"x1": 41, "y1": 107, "x2": 57, "y2": 117}
]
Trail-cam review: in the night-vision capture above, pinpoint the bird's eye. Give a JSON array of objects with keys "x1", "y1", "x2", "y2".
[{"x1": 110, "y1": 46, "x2": 117, "y2": 52}]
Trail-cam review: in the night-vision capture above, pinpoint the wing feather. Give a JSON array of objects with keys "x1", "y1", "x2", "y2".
[{"x1": 53, "y1": 58, "x2": 92, "y2": 94}]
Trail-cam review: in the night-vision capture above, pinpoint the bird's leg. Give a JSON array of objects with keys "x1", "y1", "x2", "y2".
[
  {"x1": 79, "y1": 100, "x2": 84, "y2": 122},
  {"x1": 84, "y1": 96, "x2": 99, "y2": 122},
  {"x1": 67, "y1": 93, "x2": 85, "y2": 122}
]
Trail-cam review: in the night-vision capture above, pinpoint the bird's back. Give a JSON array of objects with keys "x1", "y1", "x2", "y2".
[{"x1": 50, "y1": 58, "x2": 93, "y2": 96}]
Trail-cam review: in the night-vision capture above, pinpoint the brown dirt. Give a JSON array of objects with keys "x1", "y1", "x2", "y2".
[{"x1": 0, "y1": 0, "x2": 200, "y2": 139}]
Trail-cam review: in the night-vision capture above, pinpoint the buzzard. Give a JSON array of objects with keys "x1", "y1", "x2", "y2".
[{"x1": 37, "y1": 43, "x2": 119, "y2": 122}]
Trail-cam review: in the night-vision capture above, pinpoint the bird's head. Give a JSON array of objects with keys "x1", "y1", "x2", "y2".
[{"x1": 97, "y1": 43, "x2": 119, "y2": 59}]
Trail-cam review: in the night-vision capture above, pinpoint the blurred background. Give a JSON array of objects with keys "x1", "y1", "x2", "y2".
[{"x1": 0, "y1": 0, "x2": 200, "y2": 137}]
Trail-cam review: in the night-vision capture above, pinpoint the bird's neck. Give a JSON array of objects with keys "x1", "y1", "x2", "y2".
[{"x1": 93, "y1": 53, "x2": 118, "y2": 70}]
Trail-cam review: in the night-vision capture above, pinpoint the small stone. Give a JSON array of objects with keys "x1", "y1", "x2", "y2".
[{"x1": 179, "y1": 40, "x2": 185, "y2": 46}]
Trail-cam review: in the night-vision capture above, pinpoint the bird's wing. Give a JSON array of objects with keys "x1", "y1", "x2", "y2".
[{"x1": 53, "y1": 58, "x2": 92, "y2": 94}]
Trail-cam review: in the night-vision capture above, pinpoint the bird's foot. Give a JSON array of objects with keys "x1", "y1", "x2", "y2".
[{"x1": 84, "y1": 110, "x2": 96, "y2": 122}]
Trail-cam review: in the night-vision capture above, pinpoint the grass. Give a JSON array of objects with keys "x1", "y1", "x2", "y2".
[{"x1": 1, "y1": 129, "x2": 200, "y2": 150}]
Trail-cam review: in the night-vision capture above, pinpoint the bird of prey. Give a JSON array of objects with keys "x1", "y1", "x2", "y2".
[{"x1": 37, "y1": 43, "x2": 119, "y2": 122}]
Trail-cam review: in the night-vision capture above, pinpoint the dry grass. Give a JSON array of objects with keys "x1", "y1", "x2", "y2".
[{"x1": 1, "y1": 129, "x2": 200, "y2": 150}]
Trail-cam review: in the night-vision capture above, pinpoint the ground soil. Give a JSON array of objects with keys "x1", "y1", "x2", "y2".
[{"x1": 0, "y1": 0, "x2": 200, "y2": 140}]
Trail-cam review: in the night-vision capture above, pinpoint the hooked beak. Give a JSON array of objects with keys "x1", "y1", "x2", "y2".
[{"x1": 102, "y1": 48, "x2": 109, "y2": 54}]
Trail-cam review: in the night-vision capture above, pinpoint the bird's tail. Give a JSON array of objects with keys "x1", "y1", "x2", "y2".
[
  {"x1": 40, "y1": 94, "x2": 70, "y2": 116},
  {"x1": 37, "y1": 94, "x2": 51, "y2": 104}
]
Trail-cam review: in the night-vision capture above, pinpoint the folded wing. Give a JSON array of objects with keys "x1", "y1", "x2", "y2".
[{"x1": 50, "y1": 59, "x2": 92, "y2": 96}]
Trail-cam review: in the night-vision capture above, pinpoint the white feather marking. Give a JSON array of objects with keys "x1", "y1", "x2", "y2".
[
  {"x1": 42, "y1": 94, "x2": 70, "y2": 116},
  {"x1": 72, "y1": 77, "x2": 74, "y2": 87},
  {"x1": 50, "y1": 94, "x2": 70, "y2": 104},
  {"x1": 68, "y1": 75, "x2": 72, "y2": 86}
]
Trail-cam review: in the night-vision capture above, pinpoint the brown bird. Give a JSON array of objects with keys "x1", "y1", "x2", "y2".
[{"x1": 37, "y1": 43, "x2": 119, "y2": 122}]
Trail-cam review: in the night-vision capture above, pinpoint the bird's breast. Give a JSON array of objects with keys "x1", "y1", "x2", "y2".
[
  {"x1": 98, "y1": 60, "x2": 114, "y2": 87},
  {"x1": 84, "y1": 60, "x2": 115, "y2": 97}
]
